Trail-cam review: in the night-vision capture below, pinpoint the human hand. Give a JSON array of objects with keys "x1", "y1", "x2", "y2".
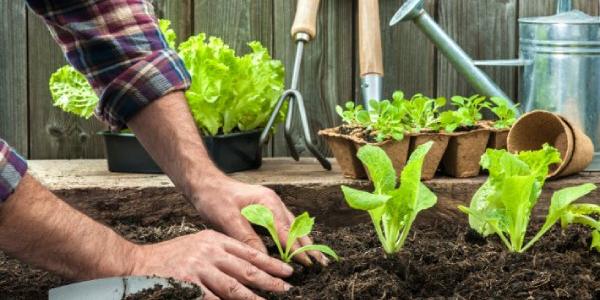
[
  {"x1": 191, "y1": 177, "x2": 328, "y2": 266},
  {"x1": 131, "y1": 230, "x2": 293, "y2": 300}
]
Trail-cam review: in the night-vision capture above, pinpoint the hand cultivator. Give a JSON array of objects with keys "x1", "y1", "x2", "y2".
[{"x1": 260, "y1": 0, "x2": 332, "y2": 170}]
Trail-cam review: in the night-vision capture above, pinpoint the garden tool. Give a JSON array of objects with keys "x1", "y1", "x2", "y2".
[
  {"x1": 260, "y1": 0, "x2": 331, "y2": 170},
  {"x1": 359, "y1": 0, "x2": 385, "y2": 109},
  {"x1": 390, "y1": 0, "x2": 600, "y2": 171},
  {"x1": 49, "y1": 276, "x2": 200, "y2": 300}
]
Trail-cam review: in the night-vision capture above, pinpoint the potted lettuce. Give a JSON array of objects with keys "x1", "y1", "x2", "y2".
[{"x1": 48, "y1": 20, "x2": 284, "y2": 173}]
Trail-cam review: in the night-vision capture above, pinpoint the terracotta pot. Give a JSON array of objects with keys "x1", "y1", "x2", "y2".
[
  {"x1": 441, "y1": 128, "x2": 491, "y2": 178},
  {"x1": 507, "y1": 110, "x2": 593, "y2": 178},
  {"x1": 319, "y1": 127, "x2": 366, "y2": 179},
  {"x1": 409, "y1": 132, "x2": 450, "y2": 180},
  {"x1": 354, "y1": 138, "x2": 410, "y2": 178}
]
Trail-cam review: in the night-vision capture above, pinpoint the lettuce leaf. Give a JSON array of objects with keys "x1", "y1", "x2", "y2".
[
  {"x1": 49, "y1": 65, "x2": 98, "y2": 119},
  {"x1": 178, "y1": 34, "x2": 285, "y2": 136}
]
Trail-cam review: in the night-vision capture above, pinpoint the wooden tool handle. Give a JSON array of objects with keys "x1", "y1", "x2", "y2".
[
  {"x1": 359, "y1": 0, "x2": 384, "y2": 76},
  {"x1": 291, "y1": 0, "x2": 321, "y2": 40}
]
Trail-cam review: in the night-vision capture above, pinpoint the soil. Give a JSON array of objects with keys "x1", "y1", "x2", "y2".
[
  {"x1": 1, "y1": 216, "x2": 598, "y2": 300},
  {"x1": 124, "y1": 278, "x2": 203, "y2": 300}
]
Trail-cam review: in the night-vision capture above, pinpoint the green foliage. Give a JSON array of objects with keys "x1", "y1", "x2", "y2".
[
  {"x1": 341, "y1": 142, "x2": 437, "y2": 255},
  {"x1": 368, "y1": 99, "x2": 407, "y2": 142},
  {"x1": 241, "y1": 204, "x2": 339, "y2": 263},
  {"x1": 335, "y1": 102, "x2": 370, "y2": 127},
  {"x1": 49, "y1": 65, "x2": 98, "y2": 119},
  {"x1": 438, "y1": 95, "x2": 490, "y2": 133},
  {"x1": 158, "y1": 19, "x2": 177, "y2": 49},
  {"x1": 399, "y1": 92, "x2": 446, "y2": 133},
  {"x1": 459, "y1": 145, "x2": 598, "y2": 252},
  {"x1": 557, "y1": 202, "x2": 600, "y2": 252},
  {"x1": 179, "y1": 34, "x2": 285, "y2": 136},
  {"x1": 489, "y1": 97, "x2": 519, "y2": 129}
]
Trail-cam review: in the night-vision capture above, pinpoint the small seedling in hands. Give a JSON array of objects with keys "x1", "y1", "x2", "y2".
[
  {"x1": 459, "y1": 145, "x2": 598, "y2": 253},
  {"x1": 341, "y1": 142, "x2": 437, "y2": 255},
  {"x1": 489, "y1": 97, "x2": 519, "y2": 129},
  {"x1": 241, "y1": 204, "x2": 339, "y2": 263}
]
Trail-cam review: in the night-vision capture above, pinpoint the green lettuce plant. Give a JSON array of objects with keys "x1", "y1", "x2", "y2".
[
  {"x1": 241, "y1": 204, "x2": 339, "y2": 263},
  {"x1": 557, "y1": 202, "x2": 600, "y2": 251},
  {"x1": 489, "y1": 97, "x2": 519, "y2": 129},
  {"x1": 49, "y1": 65, "x2": 98, "y2": 119},
  {"x1": 396, "y1": 91, "x2": 446, "y2": 133},
  {"x1": 368, "y1": 99, "x2": 407, "y2": 142},
  {"x1": 459, "y1": 145, "x2": 598, "y2": 252},
  {"x1": 439, "y1": 95, "x2": 490, "y2": 133},
  {"x1": 341, "y1": 141, "x2": 437, "y2": 255},
  {"x1": 335, "y1": 101, "x2": 370, "y2": 127}
]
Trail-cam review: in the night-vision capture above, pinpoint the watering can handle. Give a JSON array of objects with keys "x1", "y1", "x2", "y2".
[
  {"x1": 359, "y1": 0, "x2": 384, "y2": 77},
  {"x1": 291, "y1": 0, "x2": 321, "y2": 41}
]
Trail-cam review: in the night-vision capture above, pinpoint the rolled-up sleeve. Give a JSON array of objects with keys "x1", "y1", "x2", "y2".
[
  {"x1": 26, "y1": 0, "x2": 191, "y2": 129},
  {"x1": 0, "y1": 140, "x2": 28, "y2": 203}
]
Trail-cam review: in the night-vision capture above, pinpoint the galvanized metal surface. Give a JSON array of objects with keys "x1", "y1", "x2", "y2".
[
  {"x1": 360, "y1": 75, "x2": 383, "y2": 107},
  {"x1": 49, "y1": 276, "x2": 200, "y2": 300},
  {"x1": 518, "y1": 10, "x2": 600, "y2": 170}
]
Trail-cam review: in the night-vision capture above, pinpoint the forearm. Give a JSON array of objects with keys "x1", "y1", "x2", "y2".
[
  {"x1": 0, "y1": 175, "x2": 137, "y2": 280},
  {"x1": 127, "y1": 92, "x2": 229, "y2": 207}
]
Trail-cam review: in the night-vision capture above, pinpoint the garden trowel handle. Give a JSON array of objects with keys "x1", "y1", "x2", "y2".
[
  {"x1": 291, "y1": 0, "x2": 321, "y2": 41},
  {"x1": 359, "y1": 0, "x2": 383, "y2": 107},
  {"x1": 359, "y1": 0, "x2": 384, "y2": 77}
]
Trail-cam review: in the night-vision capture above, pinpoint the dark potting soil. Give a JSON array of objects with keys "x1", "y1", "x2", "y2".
[
  {"x1": 1, "y1": 217, "x2": 599, "y2": 299},
  {"x1": 262, "y1": 221, "x2": 600, "y2": 300},
  {"x1": 123, "y1": 278, "x2": 203, "y2": 300}
]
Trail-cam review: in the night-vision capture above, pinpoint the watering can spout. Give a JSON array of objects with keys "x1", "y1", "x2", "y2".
[{"x1": 389, "y1": 0, "x2": 515, "y2": 106}]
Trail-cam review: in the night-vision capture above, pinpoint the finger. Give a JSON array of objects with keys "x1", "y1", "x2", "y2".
[
  {"x1": 198, "y1": 282, "x2": 220, "y2": 300},
  {"x1": 217, "y1": 252, "x2": 292, "y2": 293},
  {"x1": 200, "y1": 267, "x2": 264, "y2": 300},
  {"x1": 218, "y1": 209, "x2": 268, "y2": 254},
  {"x1": 223, "y1": 237, "x2": 294, "y2": 278}
]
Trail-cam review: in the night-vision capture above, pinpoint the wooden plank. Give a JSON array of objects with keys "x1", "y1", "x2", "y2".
[
  {"x1": 0, "y1": 1, "x2": 28, "y2": 155},
  {"x1": 437, "y1": 0, "x2": 518, "y2": 101},
  {"x1": 151, "y1": 0, "x2": 194, "y2": 45},
  {"x1": 27, "y1": 12, "x2": 105, "y2": 159},
  {"x1": 380, "y1": 0, "x2": 437, "y2": 99},
  {"x1": 272, "y1": 0, "x2": 354, "y2": 157}
]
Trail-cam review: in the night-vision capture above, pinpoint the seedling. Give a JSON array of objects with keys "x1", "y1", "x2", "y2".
[
  {"x1": 335, "y1": 101, "x2": 370, "y2": 127},
  {"x1": 489, "y1": 97, "x2": 519, "y2": 129},
  {"x1": 398, "y1": 91, "x2": 446, "y2": 133},
  {"x1": 341, "y1": 142, "x2": 437, "y2": 255},
  {"x1": 241, "y1": 204, "x2": 339, "y2": 263},
  {"x1": 368, "y1": 99, "x2": 407, "y2": 142},
  {"x1": 459, "y1": 145, "x2": 598, "y2": 253}
]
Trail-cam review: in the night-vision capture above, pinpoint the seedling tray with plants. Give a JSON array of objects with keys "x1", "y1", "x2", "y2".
[
  {"x1": 3, "y1": 149, "x2": 599, "y2": 299},
  {"x1": 321, "y1": 91, "x2": 519, "y2": 180}
]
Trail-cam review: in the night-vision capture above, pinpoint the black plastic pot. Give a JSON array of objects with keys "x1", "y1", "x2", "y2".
[{"x1": 98, "y1": 129, "x2": 262, "y2": 174}]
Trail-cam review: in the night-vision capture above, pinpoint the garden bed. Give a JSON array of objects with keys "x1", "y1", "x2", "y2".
[{"x1": 1, "y1": 159, "x2": 599, "y2": 299}]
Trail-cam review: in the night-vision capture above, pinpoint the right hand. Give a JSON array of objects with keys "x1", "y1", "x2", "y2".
[{"x1": 130, "y1": 229, "x2": 294, "y2": 300}]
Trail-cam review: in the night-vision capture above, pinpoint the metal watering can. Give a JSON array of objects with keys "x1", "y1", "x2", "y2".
[{"x1": 390, "y1": 0, "x2": 600, "y2": 170}]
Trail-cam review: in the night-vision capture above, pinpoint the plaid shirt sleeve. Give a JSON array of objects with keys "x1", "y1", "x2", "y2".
[
  {"x1": 26, "y1": 0, "x2": 191, "y2": 129},
  {"x1": 0, "y1": 140, "x2": 28, "y2": 203}
]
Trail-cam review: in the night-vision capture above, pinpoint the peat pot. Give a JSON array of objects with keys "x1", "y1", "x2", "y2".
[{"x1": 99, "y1": 129, "x2": 262, "y2": 174}]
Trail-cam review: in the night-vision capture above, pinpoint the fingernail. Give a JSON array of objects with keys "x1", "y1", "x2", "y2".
[
  {"x1": 284, "y1": 282, "x2": 293, "y2": 291},
  {"x1": 282, "y1": 263, "x2": 294, "y2": 274},
  {"x1": 321, "y1": 256, "x2": 330, "y2": 267}
]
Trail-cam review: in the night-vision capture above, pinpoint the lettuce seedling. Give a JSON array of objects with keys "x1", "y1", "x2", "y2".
[
  {"x1": 341, "y1": 142, "x2": 437, "y2": 255},
  {"x1": 398, "y1": 91, "x2": 446, "y2": 133},
  {"x1": 557, "y1": 202, "x2": 600, "y2": 252},
  {"x1": 459, "y1": 145, "x2": 598, "y2": 252},
  {"x1": 335, "y1": 101, "x2": 370, "y2": 127},
  {"x1": 489, "y1": 97, "x2": 519, "y2": 129},
  {"x1": 368, "y1": 99, "x2": 407, "y2": 142},
  {"x1": 241, "y1": 204, "x2": 339, "y2": 263}
]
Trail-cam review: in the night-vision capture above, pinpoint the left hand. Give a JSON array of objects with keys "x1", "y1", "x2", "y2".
[{"x1": 191, "y1": 176, "x2": 327, "y2": 266}]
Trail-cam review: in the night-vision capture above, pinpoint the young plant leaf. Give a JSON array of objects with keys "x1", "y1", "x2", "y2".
[
  {"x1": 241, "y1": 204, "x2": 339, "y2": 263},
  {"x1": 356, "y1": 145, "x2": 397, "y2": 194},
  {"x1": 341, "y1": 186, "x2": 390, "y2": 211}
]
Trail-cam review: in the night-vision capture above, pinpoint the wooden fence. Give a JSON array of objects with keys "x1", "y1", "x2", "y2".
[{"x1": 1, "y1": 0, "x2": 599, "y2": 159}]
